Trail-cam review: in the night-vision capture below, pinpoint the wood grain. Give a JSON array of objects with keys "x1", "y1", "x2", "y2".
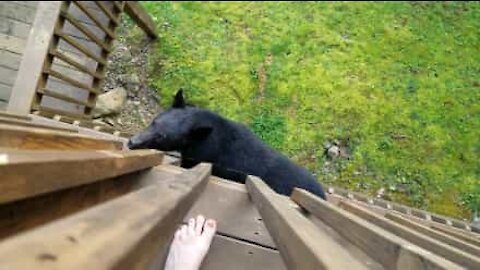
[
  {"x1": 338, "y1": 199, "x2": 480, "y2": 269},
  {"x1": 246, "y1": 176, "x2": 369, "y2": 270},
  {"x1": 0, "y1": 123, "x2": 122, "y2": 150},
  {"x1": 0, "y1": 163, "x2": 211, "y2": 270},
  {"x1": 0, "y1": 148, "x2": 163, "y2": 204}
]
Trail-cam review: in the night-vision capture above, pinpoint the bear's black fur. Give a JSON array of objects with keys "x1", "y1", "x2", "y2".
[{"x1": 128, "y1": 90, "x2": 326, "y2": 199}]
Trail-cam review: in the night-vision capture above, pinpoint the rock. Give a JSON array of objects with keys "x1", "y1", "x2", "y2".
[
  {"x1": 376, "y1": 187, "x2": 386, "y2": 198},
  {"x1": 93, "y1": 87, "x2": 127, "y2": 117},
  {"x1": 327, "y1": 145, "x2": 340, "y2": 159}
]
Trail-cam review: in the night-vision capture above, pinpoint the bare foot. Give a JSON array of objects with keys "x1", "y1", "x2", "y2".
[{"x1": 164, "y1": 215, "x2": 217, "y2": 270}]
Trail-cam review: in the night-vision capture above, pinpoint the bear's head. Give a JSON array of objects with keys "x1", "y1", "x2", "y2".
[{"x1": 127, "y1": 90, "x2": 212, "y2": 151}]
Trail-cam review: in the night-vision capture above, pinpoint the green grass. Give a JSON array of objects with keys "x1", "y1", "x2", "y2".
[{"x1": 139, "y1": 1, "x2": 480, "y2": 219}]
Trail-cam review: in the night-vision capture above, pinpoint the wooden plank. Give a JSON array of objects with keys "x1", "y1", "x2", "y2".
[
  {"x1": 0, "y1": 33, "x2": 26, "y2": 54},
  {"x1": 246, "y1": 176, "x2": 369, "y2": 270},
  {"x1": 68, "y1": 2, "x2": 110, "y2": 27},
  {"x1": 0, "y1": 123, "x2": 122, "y2": 151},
  {"x1": 56, "y1": 31, "x2": 106, "y2": 65},
  {"x1": 95, "y1": 1, "x2": 120, "y2": 25},
  {"x1": 37, "y1": 88, "x2": 94, "y2": 107},
  {"x1": 32, "y1": 104, "x2": 90, "y2": 120},
  {"x1": 0, "y1": 111, "x2": 31, "y2": 120},
  {"x1": 55, "y1": 45, "x2": 99, "y2": 70},
  {"x1": 0, "y1": 163, "x2": 211, "y2": 270},
  {"x1": 29, "y1": 114, "x2": 128, "y2": 144},
  {"x1": 0, "y1": 82, "x2": 12, "y2": 101},
  {"x1": 46, "y1": 69, "x2": 98, "y2": 94},
  {"x1": 0, "y1": 148, "x2": 163, "y2": 204},
  {"x1": 50, "y1": 49, "x2": 102, "y2": 79},
  {"x1": 60, "y1": 8, "x2": 112, "y2": 52},
  {"x1": 113, "y1": 1, "x2": 123, "y2": 11},
  {"x1": 6, "y1": 2, "x2": 62, "y2": 115},
  {"x1": 292, "y1": 189, "x2": 467, "y2": 270},
  {"x1": 0, "y1": 115, "x2": 78, "y2": 133},
  {"x1": 0, "y1": 65, "x2": 18, "y2": 86},
  {"x1": 431, "y1": 223, "x2": 480, "y2": 247},
  {"x1": 84, "y1": 0, "x2": 123, "y2": 115},
  {"x1": 73, "y1": 1, "x2": 115, "y2": 39},
  {"x1": 125, "y1": 1, "x2": 158, "y2": 39},
  {"x1": 201, "y1": 234, "x2": 286, "y2": 270},
  {"x1": 0, "y1": 17, "x2": 32, "y2": 40},
  {"x1": 10, "y1": 1, "x2": 39, "y2": 9},
  {"x1": 0, "y1": 2, "x2": 37, "y2": 24},
  {"x1": 0, "y1": 100, "x2": 6, "y2": 111},
  {"x1": 0, "y1": 164, "x2": 178, "y2": 240},
  {"x1": 0, "y1": 50, "x2": 22, "y2": 71},
  {"x1": 186, "y1": 176, "x2": 277, "y2": 248},
  {"x1": 385, "y1": 212, "x2": 480, "y2": 257},
  {"x1": 337, "y1": 199, "x2": 480, "y2": 269}
]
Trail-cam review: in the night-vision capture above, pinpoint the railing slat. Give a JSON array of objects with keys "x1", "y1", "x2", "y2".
[
  {"x1": 60, "y1": 8, "x2": 112, "y2": 52},
  {"x1": 0, "y1": 123, "x2": 123, "y2": 151},
  {"x1": 335, "y1": 198, "x2": 480, "y2": 269},
  {"x1": 246, "y1": 176, "x2": 369, "y2": 270},
  {"x1": 0, "y1": 116, "x2": 77, "y2": 133},
  {"x1": 73, "y1": 1, "x2": 116, "y2": 39},
  {"x1": 385, "y1": 212, "x2": 480, "y2": 257},
  {"x1": 0, "y1": 149, "x2": 163, "y2": 204},
  {"x1": 38, "y1": 88, "x2": 95, "y2": 108},
  {"x1": 0, "y1": 163, "x2": 211, "y2": 269}
]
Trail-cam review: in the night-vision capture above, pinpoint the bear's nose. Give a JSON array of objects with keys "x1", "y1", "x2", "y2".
[
  {"x1": 127, "y1": 139, "x2": 135, "y2": 149},
  {"x1": 127, "y1": 137, "x2": 141, "y2": 149}
]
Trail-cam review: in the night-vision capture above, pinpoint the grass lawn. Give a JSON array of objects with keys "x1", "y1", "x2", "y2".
[{"x1": 137, "y1": 1, "x2": 479, "y2": 219}]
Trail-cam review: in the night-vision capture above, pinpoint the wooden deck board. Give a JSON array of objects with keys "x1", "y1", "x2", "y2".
[
  {"x1": 186, "y1": 176, "x2": 277, "y2": 249},
  {"x1": 201, "y1": 234, "x2": 286, "y2": 270},
  {"x1": 0, "y1": 148, "x2": 163, "y2": 204},
  {"x1": 0, "y1": 164, "x2": 211, "y2": 270}
]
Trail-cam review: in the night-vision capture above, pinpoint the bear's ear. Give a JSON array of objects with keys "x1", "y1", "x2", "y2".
[
  {"x1": 172, "y1": 89, "x2": 186, "y2": 108},
  {"x1": 190, "y1": 126, "x2": 212, "y2": 140}
]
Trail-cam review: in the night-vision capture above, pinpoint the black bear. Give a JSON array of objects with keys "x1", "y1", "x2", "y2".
[{"x1": 128, "y1": 90, "x2": 326, "y2": 199}]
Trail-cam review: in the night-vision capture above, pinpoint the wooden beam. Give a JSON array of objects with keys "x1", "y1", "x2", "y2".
[
  {"x1": 0, "y1": 115, "x2": 78, "y2": 133},
  {"x1": 125, "y1": 1, "x2": 158, "y2": 39},
  {"x1": 0, "y1": 167, "x2": 163, "y2": 240},
  {"x1": 202, "y1": 234, "x2": 286, "y2": 270},
  {"x1": 0, "y1": 111, "x2": 31, "y2": 121},
  {"x1": 186, "y1": 176, "x2": 276, "y2": 249},
  {"x1": 37, "y1": 88, "x2": 95, "y2": 108},
  {"x1": 0, "y1": 149, "x2": 163, "y2": 204},
  {"x1": 291, "y1": 189, "x2": 466, "y2": 270},
  {"x1": 55, "y1": 31, "x2": 107, "y2": 65},
  {"x1": 46, "y1": 69, "x2": 99, "y2": 94},
  {"x1": 0, "y1": 163, "x2": 211, "y2": 270},
  {"x1": 60, "y1": 9, "x2": 112, "y2": 52},
  {"x1": 95, "y1": 1, "x2": 120, "y2": 25},
  {"x1": 7, "y1": 1, "x2": 62, "y2": 115},
  {"x1": 0, "y1": 124, "x2": 122, "y2": 151},
  {"x1": 73, "y1": 1, "x2": 116, "y2": 39},
  {"x1": 385, "y1": 212, "x2": 480, "y2": 257},
  {"x1": 430, "y1": 223, "x2": 480, "y2": 247},
  {"x1": 337, "y1": 199, "x2": 480, "y2": 269},
  {"x1": 246, "y1": 176, "x2": 369, "y2": 270},
  {"x1": 28, "y1": 114, "x2": 128, "y2": 145},
  {"x1": 32, "y1": 105, "x2": 90, "y2": 120},
  {"x1": 50, "y1": 49, "x2": 104, "y2": 79}
]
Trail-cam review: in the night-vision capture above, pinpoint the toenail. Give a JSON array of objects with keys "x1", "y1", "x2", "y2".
[{"x1": 207, "y1": 220, "x2": 216, "y2": 227}]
